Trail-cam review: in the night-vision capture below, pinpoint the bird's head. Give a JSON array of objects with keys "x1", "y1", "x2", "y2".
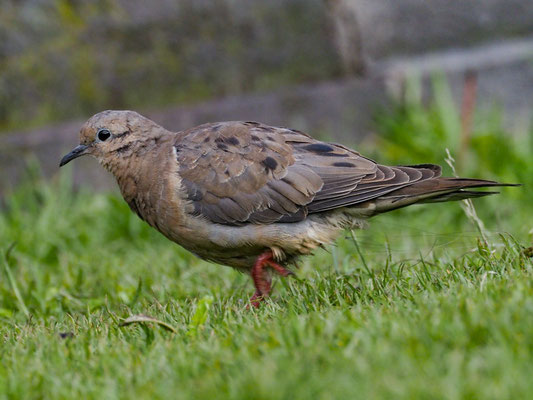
[{"x1": 59, "y1": 110, "x2": 163, "y2": 169}]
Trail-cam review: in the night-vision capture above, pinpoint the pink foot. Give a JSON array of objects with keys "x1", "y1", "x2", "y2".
[{"x1": 249, "y1": 250, "x2": 293, "y2": 308}]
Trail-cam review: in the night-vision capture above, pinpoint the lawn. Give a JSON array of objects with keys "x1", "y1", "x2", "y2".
[{"x1": 1, "y1": 93, "x2": 532, "y2": 399}]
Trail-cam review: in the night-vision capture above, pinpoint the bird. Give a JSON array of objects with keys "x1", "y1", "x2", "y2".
[{"x1": 60, "y1": 110, "x2": 516, "y2": 307}]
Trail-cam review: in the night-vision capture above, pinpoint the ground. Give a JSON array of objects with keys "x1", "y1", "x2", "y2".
[{"x1": 0, "y1": 171, "x2": 532, "y2": 399}]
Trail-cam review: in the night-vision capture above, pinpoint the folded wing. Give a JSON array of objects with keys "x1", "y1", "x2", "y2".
[{"x1": 175, "y1": 122, "x2": 462, "y2": 225}]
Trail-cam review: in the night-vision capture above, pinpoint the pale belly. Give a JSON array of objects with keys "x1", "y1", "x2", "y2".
[{"x1": 159, "y1": 210, "x2": 366, "y2": 271}]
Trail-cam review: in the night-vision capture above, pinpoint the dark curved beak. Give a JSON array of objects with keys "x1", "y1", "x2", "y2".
[{"x1": 59, "y1": 144, "x2": 89, "y2": 167}]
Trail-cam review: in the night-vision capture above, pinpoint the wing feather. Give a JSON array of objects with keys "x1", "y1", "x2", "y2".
[{"x1": 175, "y1": 122, "x2": 440, "y2": 225}]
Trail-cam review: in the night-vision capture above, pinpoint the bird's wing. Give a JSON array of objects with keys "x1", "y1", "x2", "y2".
[{"x1": 174, "y1": 121, "x2": 440, "y2": 225}]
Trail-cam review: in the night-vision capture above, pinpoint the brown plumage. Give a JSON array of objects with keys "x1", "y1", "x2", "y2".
[{"x1": 60, "y1": 110, "x2": 517, "y2": 306}]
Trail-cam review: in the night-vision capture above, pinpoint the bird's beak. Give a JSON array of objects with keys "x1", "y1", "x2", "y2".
[{"x1": 59, "y1": 144, "x2": 89, "y2": 167}]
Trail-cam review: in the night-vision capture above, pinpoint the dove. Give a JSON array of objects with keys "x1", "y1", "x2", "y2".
[{"x1": 60, "y1": 110, "x2": 516, "y2": 306}]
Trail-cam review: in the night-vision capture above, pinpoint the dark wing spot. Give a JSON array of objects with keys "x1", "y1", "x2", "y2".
[
  {"x1": 217, "y1": 143, "x2": 228, "y2": 150},
  {"x1": 203, "y1": 136, "x2": 211, "y2": 143},
  {"x1": 327, "y1": 152, "x2": 350, "y2": 157},
  {"x1": 251, "y1": 135, "x2": 260, "y2": 141},
  {"x1": 304, "y1": 143, "x2": 334, "y2": 153},
  {"x1": 332, "y1": 162, "x2": 356, "y2": 168},
  {"x1": 215, "y1": 136, "x2": 240, "y2": 146},
  {"x1": 262, "y1": 156, "x2": 278, "y2": 171},
  {"x1": 226, "y1": 136, "x2": 240, "y2": 145},
  {"x1": 256, "y1": 126, "x2": 274, "y2": 132}
]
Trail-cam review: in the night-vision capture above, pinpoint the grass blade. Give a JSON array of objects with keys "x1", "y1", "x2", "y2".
[{"x1": 2, "y1": 243, "x2": 30, "y2": 319}]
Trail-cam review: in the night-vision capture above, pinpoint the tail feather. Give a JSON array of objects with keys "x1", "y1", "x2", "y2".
[
  {"x1": 420, "y1": 190, "x2": 500, "y2": 203},
  {"x1": 373, "y1": 177, "x2": 520, "y2": 213}
]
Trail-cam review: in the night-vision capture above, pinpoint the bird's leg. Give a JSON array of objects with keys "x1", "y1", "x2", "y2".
[
  {"x1": 250, "y1": 253, "x2": 272, "y2": 308},
  {"x1": 249, "y1": 250, "x2": 293, "y2": 308}
]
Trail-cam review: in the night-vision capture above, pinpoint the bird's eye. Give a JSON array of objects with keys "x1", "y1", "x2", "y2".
[{"x1": 97, "y1": 129, "x2": 112, "y2": 142}]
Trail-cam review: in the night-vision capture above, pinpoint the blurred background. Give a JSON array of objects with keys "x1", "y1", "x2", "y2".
[
  {"x1": 2, "y1": 3, "x2": 533, "y2": 396},
  {"x1": 0, "y1": 0, "x2": 532, "y2": 224}
]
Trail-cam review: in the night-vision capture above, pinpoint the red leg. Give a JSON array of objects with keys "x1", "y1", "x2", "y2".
[
  {"x1": 249, "y1": 290, "x2": 265, "y2": 309},
  {"x1": 249, "y1": 250, "x2": 293, "y2": 308},
  {"x1": 266, "y1": 259, "x2": 293, "y2": 277}
]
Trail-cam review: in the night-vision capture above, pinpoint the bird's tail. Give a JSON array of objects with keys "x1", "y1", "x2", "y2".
[{"x1": 373, "y1": 177, "x2": 519, "y2": 214}]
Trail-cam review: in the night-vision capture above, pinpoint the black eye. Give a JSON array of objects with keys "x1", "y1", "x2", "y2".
[{"x1": 97, "y1": 129, "x2": 111, "y2": 141}]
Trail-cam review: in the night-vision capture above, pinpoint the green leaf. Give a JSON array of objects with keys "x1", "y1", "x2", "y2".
[{"x1": 187, "y1": 295, "x2": 214, "y2": 336}]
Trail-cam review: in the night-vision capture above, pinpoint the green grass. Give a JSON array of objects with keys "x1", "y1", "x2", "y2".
[
  {"x1": 0, "y1": 166, "x2": 531, "y2": 399},
  {"x1": 1, "y1": 87, "x2": 533, "y2": 398}
]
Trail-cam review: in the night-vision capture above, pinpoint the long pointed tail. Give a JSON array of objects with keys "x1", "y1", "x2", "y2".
[{"x1": 374, "y1": 177, "x2": 520, "y2": 213}]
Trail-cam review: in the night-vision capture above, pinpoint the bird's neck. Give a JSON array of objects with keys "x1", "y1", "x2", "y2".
[
  {"x1": 101, "y1": 134, "x2": 165, "y2": 180},
  {"x1": 102, "y1": 135, "x2": 182, "y2": 231}
]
